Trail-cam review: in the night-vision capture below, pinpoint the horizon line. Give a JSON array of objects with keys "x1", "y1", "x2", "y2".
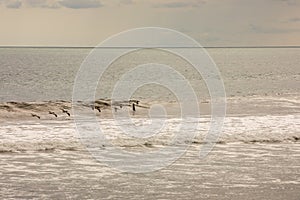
[{"x1": 0, "y1": 45, "x2": 300, "y2": 49}]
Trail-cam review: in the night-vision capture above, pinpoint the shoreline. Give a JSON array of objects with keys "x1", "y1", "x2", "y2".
[{"x1": 0, "y1": 95, "x2": 299, "y2": 121}]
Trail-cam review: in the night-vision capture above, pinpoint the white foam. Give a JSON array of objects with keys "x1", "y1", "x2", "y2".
[{"x1": 0, "y1": 114, "x2": 299, "y2": 152}]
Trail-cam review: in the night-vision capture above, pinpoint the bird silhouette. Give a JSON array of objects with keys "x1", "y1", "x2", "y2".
[
  {"x1": 31, "y1": 113, "x2": 41, "y2": 119},
  {"x1": 61, "y1": 109, "x2": 71, "y2": 116},
  {"x1": 129, "y1": 100, "x2": 139, "y2": 105},
  {"x1": 95, "y1": 106, "x2": 101, "y2": 112},
  {"x1": 49, "y1": 111, "x2": 58, "y2": 117}
]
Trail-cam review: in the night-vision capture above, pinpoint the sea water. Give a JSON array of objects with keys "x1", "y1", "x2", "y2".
[{"x1": 0, "y1": 47, "x2": 299, "y2": 199}]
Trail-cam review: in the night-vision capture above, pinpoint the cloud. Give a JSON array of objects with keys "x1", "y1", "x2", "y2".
[
  {"x1": 271, "y1": 0, "x2": 299, "y2": 6},
  {"x1": 58, "y1": 0, "x2": 103, "y2": 9},
  {"x1": 154, "y1": 0, "x2": 206, "y2": 8},
  {"x1": 250, "y1": 23, "x2": 300, "y2": 34},
  {"x1": 119, "y1": 0, "x2": 134, "y2": 5},
  {"x1": 289, "y1": 17, "x2": 300, "y2": 22},
  {"x1": 26, "y1": 0, "x2": 47, "y2": 7},
  {"x1": 0, "y1": 0, "x2": 103, "y2": 9},
  {"x1": 25, "y1": 0, "x2": 59, "y2": 8},
  {"x1": 5, "y1": 0, "x2": 22, "y2": 8}
]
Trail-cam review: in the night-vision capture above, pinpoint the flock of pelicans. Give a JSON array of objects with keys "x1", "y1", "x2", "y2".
[
  {"x1": 31, "y1": 109, "x2": 70, "y2": 119},
  {"x1": 30, "y1": 100, "x2": 140, "y2": 119}
]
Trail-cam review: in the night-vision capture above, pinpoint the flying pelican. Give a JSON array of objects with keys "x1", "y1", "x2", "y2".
[
  {"x1": 61, "y1": 109, "x2": 71, "y2": 116},
  {"x1": 129, "y1": 100, "x2": 139, "y2": 105},
  {"x1": 31, "y1": 113, "x2": 41, "y2": 119},
  {"x1": 49, "y1": 111, "x2": 58, "y2": 117},
  {"x1": 95, "y1": 106, "x2": 101, "y2": 112}
]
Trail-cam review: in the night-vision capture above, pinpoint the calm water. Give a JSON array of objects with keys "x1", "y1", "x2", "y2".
[
  {"x1": 0, "y1": 47, "x2": 299, "y2": 102},
  {"x1": 0, "y1": 47, "x2": 299, "y2": 199}
]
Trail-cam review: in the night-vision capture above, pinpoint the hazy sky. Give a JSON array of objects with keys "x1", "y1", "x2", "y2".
[{"x1": 0, "y1": 0, "x2": 299, "y2": 46}]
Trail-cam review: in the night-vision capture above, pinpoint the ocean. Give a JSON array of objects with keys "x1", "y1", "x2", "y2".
[{"x1": 0, "y1": 47, "x2": 299, "y2": 199}]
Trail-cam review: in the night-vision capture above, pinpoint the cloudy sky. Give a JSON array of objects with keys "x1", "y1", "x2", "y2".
[{"x1": 0, "y1": 0, "x2": 299, "y2": 47}]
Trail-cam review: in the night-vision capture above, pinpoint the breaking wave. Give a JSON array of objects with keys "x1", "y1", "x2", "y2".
[{"x1": 0, "y1": 114, "x2": 299, "y2": 153}]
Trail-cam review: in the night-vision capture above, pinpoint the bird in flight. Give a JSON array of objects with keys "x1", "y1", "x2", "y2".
[
  {"x1": 61, "y1": 109, "x2": 71, "y2": 116},
  {"x1": 95, "y1": 106, "x2": 101, "y2": 112},
  {"x1": 31, "y1": 113, "x2": 41, "y2": 119},
  {"x1": 49, "y1": 111, "x2": 58, "y2": 117}
]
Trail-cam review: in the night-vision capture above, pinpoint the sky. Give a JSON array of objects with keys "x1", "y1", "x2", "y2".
[{"x1": 0, "y1": 0, "x2": 299, "y2": 47}]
